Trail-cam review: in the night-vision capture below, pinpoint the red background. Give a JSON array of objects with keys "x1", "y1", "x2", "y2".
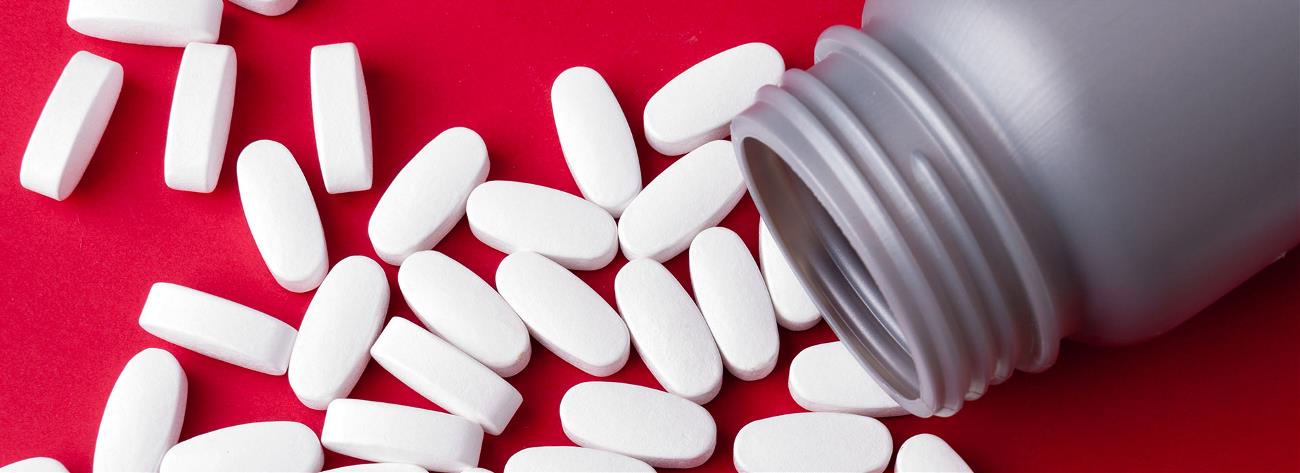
[{"x1": 1, "y1": 2, "x2": 1298, "y2": 471}]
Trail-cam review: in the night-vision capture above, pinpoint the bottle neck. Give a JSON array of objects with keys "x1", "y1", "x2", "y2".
[{"x1": 732, "y1": 26, "x2": 1074, "y2": 417}]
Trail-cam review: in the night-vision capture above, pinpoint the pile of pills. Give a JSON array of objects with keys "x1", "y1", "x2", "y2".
[{"x1": 6, "y1": 1, "x2": 974, "y2": 472}]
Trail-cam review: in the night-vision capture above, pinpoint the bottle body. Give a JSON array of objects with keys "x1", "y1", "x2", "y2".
[{"x1": 733, "y1": 0, "x2": 1299, "y2": 416}]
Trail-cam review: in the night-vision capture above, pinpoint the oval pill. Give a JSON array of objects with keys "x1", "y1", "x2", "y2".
[
  {"x1": 733, "y1": 412, "x2": 892, "y2": 473},
  {"x1": 467, "y1": 181, "x2": 618, "y2": 271},
  {"x1": 643, "y1": 43, "x2": 784, "y2": 156},
  {"x1": 788, "y1": 341, "x2": 907, "y2": 417},
  {"x1": 370, "y1": 317, "x2": 523, "y2": 436},
  {"x1": 19, "y1": 51, "x2": 122, "y2": 201},
  {"x1": 138, "y1": 283, "x2": 297, "y2": 375},
  {"x1": 759, "y1": 219, "x2": 822, "y2": 330},
  {"x1": 397, "y1": 250, "x2": 530, "y2": 377},
  {"x1": 689, "y1": 227, "x2": 780, "y2": 381},
  {"x1": 236, "y1": 140, "x2": 329, "y2": 293},
  {"x1": 288, "y1": 256, "x2": 389, "y2": 410},
  {"x1": 614, "y1": 259, "x2": 723, "y2": 404},
  {"x1": 164, "y1": 43, "x2": 236, "y2": 193},
  {"x1": 311, "y1": 42, "x2": 374, "y2": 194},
  {"x1": 895, "y1": 434, "x2": 973, "y2": 473},
  {"x1": 322, "y1": 399, "x2": 483, "y2": 472},
  {"x1": 159, "y1": 421, "x2": 322, "y2": 472},
  {"x1": 93, "y1": 348, "x2": 187, "y2": 472},
  {"x1": 550, "y1": 66, "x2": 641, "y2": 217},
  {"x1": 66, "y1": 0, "x2": 222, "y2": 47},
  {"x1": 618, "y1": 140, "x2": 746, "y2": 262},
  {"x1": 504, "y1": 446, "x2": 654, "y2": 473},
  {"x1": 0, "y1": 457, "x2": 68, "y2": 472},
  {"x1": 369, "y1": 128, "x2": 489, "y2": 266},
  {"x1": 229, "y1": 0, "x2": 297, "y2": 16},
  {"x1": 560, "y1": 381, "x2": 716, "y2": 469},
  {"x1": 495, "y1": 252, "x2": 630, "y2": 377}
]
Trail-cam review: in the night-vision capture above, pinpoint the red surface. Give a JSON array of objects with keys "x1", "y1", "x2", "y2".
[{"x1": 1, "y1": 2, "x2": 1298, "y2": 472}]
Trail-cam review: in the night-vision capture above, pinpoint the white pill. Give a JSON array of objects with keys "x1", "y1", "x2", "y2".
[
  {"x1": 759, "y1": 219, "x2": 822, "y2": 330},
  {"x1": 369, "y1": 128, "x2": 489, "y2": 265},
  {"x1": 93, "y1": 348, "x2": 186, "y2": 472},
  {"x1": 495, "y1": 252, "x2": 630, "y2": 377},
  {"x1": 229, "y1": 0, "x2": 298, "y2": 16},
  {"x1": 896, "y1": 434, "x2": 973, "y2": 473},
  {"x1": 397, "y1": 251, "x2": 530, "y2": 377},
  {"x1": 788, "y1": 341, "x2": 906, "y2": 417},
  {"x1": 19, "y1": 51, "x2": 122, "y2": 201},
  {"x1": 689, "y1": 227, "x2": 780, "y2": 381},
  {"x1": 324, "y1": 464, "x2": 426, "y2": 473},
  {"x1": 66, "y1": 0, "x2": 222, "y2": 47},
  {"x1": 138, "y1": 283, "x2": 297, "y2": 375},
  {"x1": 504, "y1": 446, "x2": 654, "y2": 473},
  {"x1": 236, "y1": 140, "x2": 329, "y2": 293},
  {"x1": 550, "y1": 66, "x2": 641, "y2": 217},
  {"x1": 613, "y1": 259, "x2": 723, "y2": 404},
  {"x1": 643, "y1": 43, "x2": 783, "y2": 156},
  {"x1": 322, "y1": 399, "x2": 483, "y2": 472},
  {"x1": 733, "y1": 413, "x2": 892, "y2": 473},
  {"x1": 288, "y1": 256, "x2": 389, "y2": 410},
  {"x1": 467, "y1": 181, "x2": 618, "y2": 271},
  {"x1": 560, "y1": 382, "x2": 716, "y2": 469},
  {"x1": 618, "y1": 140, "x2": 745, "y2": 262},
  {"x1": 370, "y1": 317, "x2": 523, "y2": 436},
  {"x1": 159, "y1": 421, "x2": 323, "y2": 472},
  {"x1": 164, "y1": 43, "x2": 236, "y2": 193},
  {"x1": 311, "y1": 42, "x2": 373, "y2": 194},
  {"x1": 462, "y1": 469, "x2": 491, "y2": 473},
  {"x1": 0, "y1": 457, "x2": 67, "y2": 473}
]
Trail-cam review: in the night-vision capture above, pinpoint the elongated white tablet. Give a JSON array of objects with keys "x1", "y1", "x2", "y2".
[
  {"x1": 66, "y1": 0, "x2": 222, "y2": 47},
  {"x1": 614, "y1": 259, "x2": 723, "y2": 404},
  {"x1": 550, "y1": 66, "x2": 641, "y2": 217},
  {"x1": 288, "y1": 256, "x2": 389, "y2": 410},
  {"x1": 0, "y1": 458, "x2": 67, "y2": 473},
  {"x1": 618, "y1": 140, "x2": 745, "y2": 262},
  {"x1": 93, "y1": 348, "x2": 187, "y2": 472},
  {"x1": 229, "y1": 0, "x2": 298, "y2": 16},
  {"x1": 467, "y1": 181, "x2": 618, "y2": 270},
  {"x1": 689, "y1": 227, "x2": 779, "y2": 381},
  {"x1": 164, "y1": 43, "x2": 235, "y2": 193},
  {"x1": 311, "y1": 42, "x2": 373, "y2": 194},
  {"x1": 236, "y1": 140, "x2": 328, "y2": 292},
  {"x1": 369, "y1": 128, "x2": 489, "y2": 265},
  {"x1": 495, "y1": 252, "x2": 630, "y2": 377},
  {"x1": 324, "y1": 464, "x2": 426, "y2": 473},
  {"x1": 397, "y1": 251, "x2": 530, "y2": 377},
  {"x1": 19, "y1": 51, "x2": 121, "y2": 201},
  {"x1": 322, "y1": 399, "x2": 483, "y2": 472},
  {"x1": 643, "y1": 43, "x2": 784, "y2": 156},
  {"x1": 788, "y1": 341, "x2": 906, "y2": 417},
  {"x1": 370, "y1": 318, "x2": 523, "y2": 435},
  {"x1": 159, "y1": 421, "x2": 322, "y2": 472},
  {"x1": 896, "y1": 434, "x2": 973, "y2": 473},
  {"x1": 733, "y1": 413, "x2": 892, "y2": 473},
  {"x1": 138, "y1": 283, "x2": 297, "y2": 375},
  {"x1": 560, "y1": 382, "x2": 715, "y2": 468},
  {"x1": 504, "y1": 446, "x2": 654, "y2": 473},
  {"x1": 759, "y1": 219, "x2": 822, "y2": 330}
]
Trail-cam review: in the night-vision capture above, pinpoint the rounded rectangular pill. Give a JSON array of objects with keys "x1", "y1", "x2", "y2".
[
  {"x1": 0, "y1": 457, "x2": 68, "y2": 472},
  {"x1": 504, "y1": 446, "x2": 653, "y2": 473},
  {"x1": 689, "y1": 227, "x2": 780, "y2": 381},
  {"x1": 311, "y1": 42, "x2": 374, "y2": 194},
  {"x1": 165, "y1": 42, "x2": 236, "y2": 193},
  {"x1": 322, "y1": 399, "x2": 483, "y2": 472},
  {"x1": 466, "y1": 181, "x2": 618, "y2": 271},
  {"x1": 896, "y1": 434, "x2": 972, "y2": 473},
  {"x1": 550, "y1": 66, "x2": 641, "y2": 216},
  {"x1": 323, "y1": 463, "x2": 426, "y2": 473},
  {"x1": 560, "y1": 382, "x2": 716, "y2": 469},
  {"x1": 19, "y1": 51, "x2": 122, "y2": 201},
  {"x1": 759, "y1": 219, "x2": 822, "y2": 330},
  {"x1": 643, "y1": 43, "x2": 784, "y2": 156},
  {"x1": 138, "y1": 283, "x2": 297, "y2": 375},
  {"x1": 788, "y1": 341, "x2": 906, "y2": 417},
  {"x1": 236, "y1": 140, "x2": 329, "y2": 293},
  {"x1": 229, "y1": 0, "x2": 298, "y2": 16},
  {"x1": 66, "y1": 0, "x2": 222, "y2": 47},
  {"x1": 369, "y1": 128, "x2": 489, "y2": 265},
  {"x1": 733, "y1": 413, "x2": 892, "y2": 473},
  {"x1": 159, "y1": 421, "x2": 322, "y2": 472},
  {"x1": 370, "y1": 317, "x2": 523, "y2": 436},
  {"x1": 288, "y1": 256, "x2": 389, "y2": 410},
  {"x1": 93, "y1": 348, "x2": 187, "y2": 472}
]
